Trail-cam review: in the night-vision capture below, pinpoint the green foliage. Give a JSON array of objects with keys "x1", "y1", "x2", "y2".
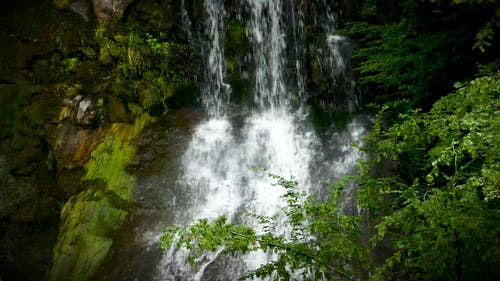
[
  {"x1": 96, "y1": 26, "x2": 193, "y2": 114},
  {"x1": 473, "y1": 22, "x2": 495, "y2": 53},
  {"x1": 374, "y1": 188, "x2": 499, "y2": 281},
  {"x1": 449, "y1": 0, "x2": 499, "y2": 53},
  {"x1": 339, "y1": 0, "x2": 498, "y2": 110},
  {"x1": 359, "y1": 74, "x2": 500, "y2": 280},
  {"x1": 161, "y1": 175, "x2": 367, "y2": 280},
  {"x1": 340, "y1": 20, "x2": 468, "y2": 107}
]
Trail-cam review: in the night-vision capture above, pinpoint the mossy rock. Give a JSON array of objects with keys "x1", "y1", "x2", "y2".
[
  {"x1": 106, "y1": 96, "x2": 133, "y2": 123},
  {"x1": 52, "y1": 0, "x2": 71, "y2": 9},
  {"x1": 50, "y1": 189, "x2": 127, "y2": 281},
  {"x1": 83, "y1": 114, "x2": 152, "y2": 199},
  {"x1": 225, "y1": 19, "x2": 250, "y2": 58},
  {"x1": 51, "y1": 114, "x2": 151, "y2": 281},
  {"x1": 0, "y1": 82, "x2": 42, "y2": 140}
]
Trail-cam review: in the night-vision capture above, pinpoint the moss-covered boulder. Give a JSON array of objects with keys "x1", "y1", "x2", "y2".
[
  {"x1": 50, "y1": 185, "x2": 127, "y2": 281},
  {"x1": 51, "y1": 114, "x2": 151, "y2": 281}
]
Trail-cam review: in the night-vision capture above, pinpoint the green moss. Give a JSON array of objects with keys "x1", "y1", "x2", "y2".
[
  {"x1": 51, "y1": 114, "x2": 152, "y2": 281},
  {"x1": 83, "y1": 113, "x2": 151, "y2": 199},
  {"x1": 225, "y1": 20, "x2": 250, "y2": 58},
  {"x1": 52, "y1": 0, "x2": 70, "y2": 9},
  {"x1": 96, "y1": 28, "x2": 192, "y2": 114},
  {"x1": 62, "y1": 58, "x2": 79, "y2": 74},
  {"x1": 83, "y1": 136, "x2": 135, "y2": 199},
  {"x1": 50, "y1": 190, "x2": 126, "y2": 281}
]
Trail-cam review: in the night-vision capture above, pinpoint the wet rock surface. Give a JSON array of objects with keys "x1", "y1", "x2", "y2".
[
  {"x1": 92, "y1": 0, "x2": 133, "y2": 22},
  {"x1": 0, "y1": 137, "x2": 60, "y2": 281},
  {"x1": 93, "y1": 108, "x2": 205, "y2": 281}
]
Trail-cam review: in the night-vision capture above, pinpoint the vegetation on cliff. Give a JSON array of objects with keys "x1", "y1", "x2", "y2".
[
  {"x1": 44, "y1": 3, "x2": 196, "y2": 281},
  {"x1": 1, "y1": 0, "x2": 195, "y2": 280}
]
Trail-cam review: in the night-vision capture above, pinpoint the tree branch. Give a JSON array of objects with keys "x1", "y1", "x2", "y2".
[{"x1": 230, "y1": 230, "x2": 355, "y2": 280}]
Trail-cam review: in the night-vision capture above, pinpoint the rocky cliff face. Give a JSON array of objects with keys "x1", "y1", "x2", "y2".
[
  {"x1": 0, "y1": 0, "x2": 362, "y2": 280},
  {"x1": 0, "y1": 1, "x2": 138, "y2": 280},
  {"x1": 0, "y1": 134, "x2": 60, "y2": 281},
  {"x1": 0, "y1": 0, "x2": 194, "y2": 278}
]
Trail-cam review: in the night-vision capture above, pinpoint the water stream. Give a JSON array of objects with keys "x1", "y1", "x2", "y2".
[{"x1": 153, "y1": 0, "x2": 368, "y2": 280}]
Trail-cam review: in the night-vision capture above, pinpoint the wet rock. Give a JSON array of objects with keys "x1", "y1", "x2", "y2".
[
  {"x1": 0, "y1": 137, "x2": 59, "y2": 217},
  {"x1": 91, "y1": 0, "x2": 133, "y2": 22},
  {"x1": 0, "y1": 156, "x2": 35, "y2": 220},
  {"x1": 57, "y1": 166, "x2": 86, "y2": 197},
  {"x1": 129, "y1": 108, "x2": 204, "y2": 175},
  {"x1": 51, "y1": 114, "x2": 151, "y2": 281},
  {"x1": 59, "y1": 93, "x2": 101, "y2": 127},
  {"x1": 308, "y1": 34, "x2": 359, "y2": 113},
  {"x1": 55, "y1": 122, "x2": 106, "y2": 169},
  {"x1": 74, "y1": 94, "x2": 84, "y2": 103},
  {"x1": 69, "y1": 0, "x2": 91, "y2": 22},
  {"x1": 58, "y1": 87, "x2": 106, "y2": 128},
  {"x1": 76, "y1": 98, "x2": 92, "y2": 122}
]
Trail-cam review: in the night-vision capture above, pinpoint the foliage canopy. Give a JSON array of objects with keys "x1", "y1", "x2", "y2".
[{"x1": 360, "y1": 73, "x2": 500, "y2": 280}]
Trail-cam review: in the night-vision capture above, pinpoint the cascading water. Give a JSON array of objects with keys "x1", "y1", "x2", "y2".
[
  {"x1": 155, "y1": 0, "x2": 368, "y2": 280},
  {"x1": 200, "y1": 0, "x2": 230, "y2": 117}
]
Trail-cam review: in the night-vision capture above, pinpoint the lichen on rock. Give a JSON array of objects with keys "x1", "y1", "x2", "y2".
[
  {"x1": 50, "y1": 186, "x2": 126, "y2": 281},
  {"x1": 50, "y1": 114, "x2": 152, "y2": 281}
]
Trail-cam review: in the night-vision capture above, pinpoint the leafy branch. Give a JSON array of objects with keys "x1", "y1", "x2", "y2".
[{"x1": 160, "y1": 175, "x2": 365, "y2": 280}]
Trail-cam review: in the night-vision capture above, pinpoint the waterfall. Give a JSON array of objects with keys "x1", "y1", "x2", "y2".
[
  {"x1": 248, "y1": 0, "x2": 287, "y2": 110},
  {"x1": 201, "y1": 0, "x2": 231, "y2": 117},
  {"x1": 156, "y1": 1, "x2": 367, "y2": 280}
]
